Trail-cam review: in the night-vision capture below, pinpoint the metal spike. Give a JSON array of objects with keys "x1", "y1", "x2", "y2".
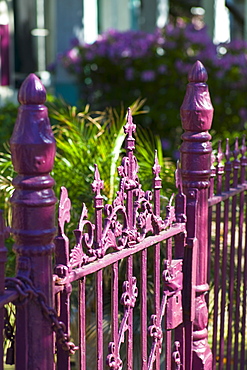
[{"x1": 91, "y1": 164, "x2": 104, "y2": 197}]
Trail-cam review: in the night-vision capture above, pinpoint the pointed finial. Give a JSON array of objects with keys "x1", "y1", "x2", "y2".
[
  {"x1": 124, "y1": 108, "x2": 136, "y2": 138},
  {"x1": 225, "y1": 138, "x2": 231, "y2": 162},
  {"x1": 241, "y1": 135, "x2": 246, "y2": 156},
  {"x1": 188, "y1": 60, "x2": 208, "y2": 83},
  {"x1": 91, "y1": 164, "x2": 104, "y2": 197},
  {"x1": 153, "y1": 150, "x2": 162, "y2": 191},
  {"x1": 216, "y1": 141, "x2": 223, "y2": 164},
  {"x1": 152, "y1": 150, "x2": 161, "y2": 177},
  {"x1": 180, "y1": 60, "x2": 213, "y2": 132},
  {"x1": 175, "y1": 160, "x2": 182, "y2": 191},
  {"x1": 18, "y1": 74, "x2": 46, "y2": 105},
  {"x1": 233, "y1": 138, "x2": 239, "y2": 160}
]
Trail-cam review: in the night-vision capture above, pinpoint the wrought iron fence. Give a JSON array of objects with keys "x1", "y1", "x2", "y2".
[{"x1": 0, "y1": 60, "x2": 246, "y2": 370}]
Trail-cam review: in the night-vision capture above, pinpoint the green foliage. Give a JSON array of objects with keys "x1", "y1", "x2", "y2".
[
  {"x1": 0, "y1": 103, "x2": 18, "y2": 151},
  {"x1": 0, "y1": 97, "x2": 176, "y2": 236},
  {"x1": 48, "y1": 97, "x2": 176, "y2": 230}
]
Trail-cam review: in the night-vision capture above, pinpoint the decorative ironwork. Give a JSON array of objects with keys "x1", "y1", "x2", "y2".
[
  {"x1": 172, "y1": 341, "x2": 182, "y2": 369},
  {"x1": 147, "y1": 258, "x2": 183, "y2": 368},
  {"x1": 68, "y1": 109, "x2": 178, "y2": 269},
  {"x1": 58, "y1": 186, "x2": 71, "y2": 236},
  {"x1": 106, "y1": 276, "x2": 138, "y2": 369}
]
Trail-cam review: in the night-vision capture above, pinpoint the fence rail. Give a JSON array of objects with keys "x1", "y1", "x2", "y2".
[{"x1": 208, "y1": 137, "x2": 247, "y2": 369}]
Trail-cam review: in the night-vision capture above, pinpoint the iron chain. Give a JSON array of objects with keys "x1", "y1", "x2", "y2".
[{"x1": 5, "y1": 276, "x2": 78, "y2": 355}]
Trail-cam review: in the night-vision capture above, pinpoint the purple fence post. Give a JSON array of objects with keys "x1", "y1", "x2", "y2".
[
  {"x1": 0, "y1": 212, "x2": 7, "y2": 370},
  {"x1": 0, "y1": 24, "x2": 10, "y2": 86},
  {"x1": 10, "y1": 74, "x2": 56, "y2": 369},
  {"x1": 180, "y1": 61, "x2": 213, "y2": 369}
]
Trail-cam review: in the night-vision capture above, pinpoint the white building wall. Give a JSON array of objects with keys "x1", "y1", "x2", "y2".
[{"x1": 99, "y1": 0, "x2": 131, "y2": 33}]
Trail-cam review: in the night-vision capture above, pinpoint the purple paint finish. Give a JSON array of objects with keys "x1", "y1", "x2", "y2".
[
  {"x1": 4, "y1": 59, "x2": 247, "y2": 370},
  {"x1": 226, "y1": 140, "x2": 239, "y2": 370},
  {"x1": 10, "y1": 74, "x2": 56, "y2": 369},
  {"x1": 54, "y1": 187, "x2": 72, "y2": 369},
  {"x1": 0, "y1": 212, "x2": 7, "y2": 370},
  {"x1": 55, "y1": 106, "x2": 187, "y2": 369},
  {"x1": 180, "y1": 61, "x2": 213, "y2": 369},
  {"x1": 0, "y1": 24, "x2": 10, "y2": 86},
  {"x1": 207, "y1": 135, "x2": 247, "y2": 369}
]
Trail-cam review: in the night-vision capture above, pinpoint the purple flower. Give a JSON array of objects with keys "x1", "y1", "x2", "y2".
[
  {"x1": 70, "y1": 37, "x2": 80, "y2": 47},
  {"x1": 161, "y1": 139, "x2": 171, "y2": 150},
  {"x1": 175, "y1": 60, "x2": 191, "y2": 74},
  {"x1": 239, "y1": 108, "x2": 247, "y2": 122},
  {"x1": 164, "y1": 41, "x2": 176, "y2": 49},
  {"x1": 214, "y1": 96, "x2": 222, "y2": 105},
  {"x1": 141, "y1": 70, "x2": 155, "y2": 82},
  {"x1": 66, "y1": 48, "x2": 80, "y2": 63},
  {"x1": 125, "y1": 67, "x2": 134, "y2": 81},
  {"x1": 157, "y1": 64, "x2": 167, "y2": 74}
]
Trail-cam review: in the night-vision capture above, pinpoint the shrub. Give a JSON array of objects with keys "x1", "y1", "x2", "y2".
[
  {"x1": 0, "y1": 103, "x2": 18, "y2": 151},
  {"x1": 59, "y1": 19, "x2": 247, "y2": 158}
]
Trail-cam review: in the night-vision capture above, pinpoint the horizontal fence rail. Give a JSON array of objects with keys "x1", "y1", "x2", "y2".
[{"x1": 208, "y1": 137, "x2": 247, "y2": 370}]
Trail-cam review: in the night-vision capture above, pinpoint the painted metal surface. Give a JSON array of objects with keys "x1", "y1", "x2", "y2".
[
  {"x1": 0, "y1": 213, "x2": 7, "y2": 370},
  {"x1": 10, "y1": 74, "x2": 56, "y2": 369},
  {"x1": 54, "y1": 106, "x2": 187, "y2": 369},
  {"x1": 0, "y1": 61, "x2": 246, "y2": 369},
  {"x1": 180, "y1": 60, "x2": 213, "y2": 369},
  {"x1": 0, "y1": 24, "x2": 10, "y2": 86},
  {"x1": 208, "y1": 136, "x2": 247, "y2": 369}
]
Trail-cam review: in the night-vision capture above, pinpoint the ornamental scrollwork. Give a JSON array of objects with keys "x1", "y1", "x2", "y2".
[
  {"x1": 64, "y1": 108, "x2": 181, "y2": 268},
  {"x1": 57, "y1": 186, "x2": 71, "y2": 236},
  {"x1": 106, "y1": 276, "x2": 138, "y2": 370},
  {"x1": 69, "y1": 203, "x2": 96, "y2": 268}
]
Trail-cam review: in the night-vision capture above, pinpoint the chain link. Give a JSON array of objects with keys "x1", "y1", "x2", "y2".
[{"x1": 5, "y1": 276, "x2": 78, "y2": 355}]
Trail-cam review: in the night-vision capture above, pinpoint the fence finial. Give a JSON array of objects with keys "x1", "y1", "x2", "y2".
[
  {"x1": 188, "y1": 60, "x2": 208, "y2": 83},
  {"x1": 18, "y1": 73, "x2": 46, "y2": 105},
  {"x1": 10, "y1": 73, "x2": 56, "y2": 368},
  {"x1": 181, "y1": 60, "x2": 213, "y2": 133}
]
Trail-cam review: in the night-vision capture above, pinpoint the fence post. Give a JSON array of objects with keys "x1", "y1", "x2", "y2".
[
  {"x1": 0, "y1": 212, "x2": 7, "y2": 370},
  {"x1": 10, "y1": 74, "x2": 56, "y2": 369},
  {"x1": 180, "y1": 61, "x2": 213, "y2": 369}
]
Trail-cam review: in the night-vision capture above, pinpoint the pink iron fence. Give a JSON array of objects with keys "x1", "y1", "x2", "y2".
[
  {"x1": 208, "y1": 138, "x2": 247, "y2": 369},
  {"x1": 0, "y1": 23, "x2": 10, "y2": 86},
  {"x1": 0, "y1": 60, "x2": 246, "y2": 370}
]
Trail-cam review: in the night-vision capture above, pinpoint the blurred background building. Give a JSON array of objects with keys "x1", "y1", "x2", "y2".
[{"x1": 0, "y1": 0, "x2": 246, "y2": 104}]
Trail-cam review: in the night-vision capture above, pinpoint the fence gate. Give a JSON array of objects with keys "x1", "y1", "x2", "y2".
[{"x1": 1, "y1": 60, "x2": 244, "y2": 370}]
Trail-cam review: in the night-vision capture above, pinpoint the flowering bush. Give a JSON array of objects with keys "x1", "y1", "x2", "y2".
[{"x1": 59, "y1": 20, "x2": 247, "y2": 157}]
